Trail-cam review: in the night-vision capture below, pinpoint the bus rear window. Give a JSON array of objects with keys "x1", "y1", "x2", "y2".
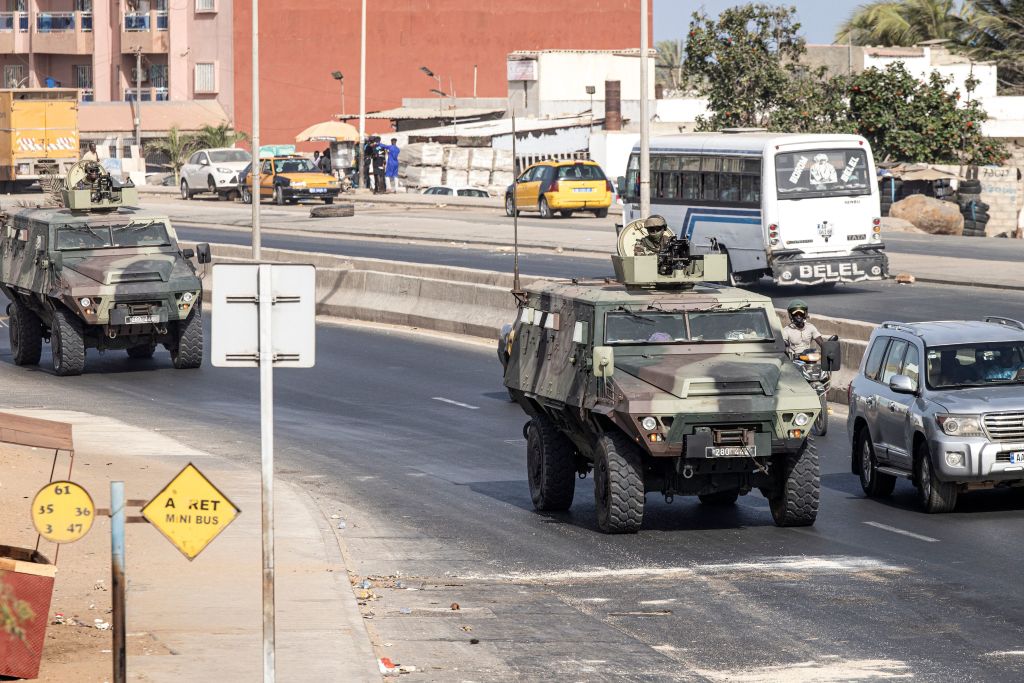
[{"x1": 775, "y1": 149, "x2": 871, "y2": 199}]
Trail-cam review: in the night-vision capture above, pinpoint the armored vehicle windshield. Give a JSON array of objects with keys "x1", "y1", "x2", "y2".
[
  {"x1": 605, "y1": 308, "x2": 774, "y2": 345},
  {"x1": 55, "y1": 219, "x2": 172, "y2": 251}
]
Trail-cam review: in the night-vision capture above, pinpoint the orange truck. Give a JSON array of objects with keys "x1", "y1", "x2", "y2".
[{"x1": 0, "y1": 88, "x2": 80, "y2": 192}]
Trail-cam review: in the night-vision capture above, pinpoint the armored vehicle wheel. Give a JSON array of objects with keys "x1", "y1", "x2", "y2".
[
  {"x1": 9, "y1": 301, "x2": 43, "y2": 366},
  {"x1": 526, "y1": 415, "x2": 576, "y2": 511},
  {"x1": 594, "y1": 432, "x2": 644, "y2": 534},
  {"x1": 126, "y1": 343, "x2": 156, "y2": 360},
  {"x1": 171, "y1": 308, "x2": 203, "y2": 369},
  {"x1": 857, "y1": 429, "x2": 895, "y2": 497},
  {"x1": 505, "y1": 195, "x2": 520, "y2": 217},
  {"x1": 51, "y1": 307, "x2": 86, "y2": 377},
  {"x1": 180, "y1": 180, "x2": 193, "y2": 200},
  {"x1": 812, "y1": 394, "x2": 828, "y2": 436},
  {"x1": 698, "y1": 490, "x2": 739, "y2": 506},
  {"x1": 274, "y1": 186, "x2": 285, "y2": 205},
  {"x1": 538, "y1": 197, "x2": 554, "y2": 219},
  {"x1": 768, "y1": 440, "x2": 819, "y2": 527},
  {"x1": 593, "y1": 208, "x2": 608, "y2": 218},
  {"x1": 916, "y1": 442, "x2": 957, "y2": 513}
]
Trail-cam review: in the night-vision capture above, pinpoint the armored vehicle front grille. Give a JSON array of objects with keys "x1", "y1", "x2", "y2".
[
  {"x1": 109, "y1": 272, "x2": 163, "y2": 284},
  {"x1": 984, "y1": 412, "x2": 1024, "y2": 442},
  {"x1": 119, "y1": 301, "x2": 161, "y2": 315},
  {"x1": 687, "y1": 381, "x2": 764, "y2": 396}
]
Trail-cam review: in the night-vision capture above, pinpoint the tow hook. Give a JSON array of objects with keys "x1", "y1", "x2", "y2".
[
  {"x1": 522, "y1": 421, "x2": 531, "y2": 439},
  {"x1": 107, "y1": 329, "x2": 117, "y2": 339},
  {"x1": 682, "y1": 465, "x2": 695, "y2": 479},
  {"x1": 664, "y1": 493, "x2": 674, "y2": 504}
]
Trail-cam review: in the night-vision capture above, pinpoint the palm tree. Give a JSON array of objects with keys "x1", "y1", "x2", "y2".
[
  {"x1": 836, "y1": 0, "x2": 967, "y2": 45},
  {"x1": 145, "y1": 125, "x2": 195, "y2": 186},
  {"x1": 191, "y1": 122, "x2": 249, "y2": 149},
  {"x1": 656, "y1": 39, "x2": 685, "y2": 92},
  {"x1": 962, "y1": 0, "x2": 1024, "y2": 94}
]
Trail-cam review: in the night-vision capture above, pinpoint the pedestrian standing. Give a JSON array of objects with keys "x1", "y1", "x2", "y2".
[
  {"x1": 320, "y1": 148, "x2": 333, "y2": 176},
  {"x1": 371, "y1": 137, "x2": 387, "y2": 194},
  {"x1": 81, "y1": 142, "x2": 98, "y2": 162},
  {"x1": 313, "y1": 150, "x2": 320, "y2": 167},
  {"x1": 384, "y1": 137, "x2": 400, "y2": 193},
  {"x1": 362, "y1": 137, "x2": 376, "y2": 190}
]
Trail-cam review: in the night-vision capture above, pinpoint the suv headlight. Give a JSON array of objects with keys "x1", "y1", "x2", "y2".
[{"x1": 936, "y1": 414, "x2": 985, "y2": 437}]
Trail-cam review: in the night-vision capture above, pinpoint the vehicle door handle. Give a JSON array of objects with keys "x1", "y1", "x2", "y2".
[{"x1": 889, "y1": 403, "x2": 897, "y2": 412}]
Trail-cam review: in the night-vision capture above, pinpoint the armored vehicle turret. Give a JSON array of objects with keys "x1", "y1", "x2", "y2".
[
  {"x1": 1, "y1": 161, "x2": 211, "y2": 376},
  {"x1": 499, "y1": 217, "x2": 829, "y2": 533}
]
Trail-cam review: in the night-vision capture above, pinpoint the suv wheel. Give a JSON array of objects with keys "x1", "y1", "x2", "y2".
[
  {"x1": 768, "y1": 439, "x2": 819, "y2": 527},
  {"x1": 171, "y1": 309, "x2": 203, "y2": 369},
  {"x1": 526, "y1": 415, "x2": 576, "y2": 511},
  {"x1": 51, "y1": 307, "x2": 86, "y2": 376},
  {"x1": 858, "y1": 429, "x2": 896, "y2": 497},
  {"x1": 916, "y1": 442, "x2": 957, "y2": 513},
  {"x1": 594, "y1": 431, "x2": 644, "y2": 533},
  {"x1": 593, "y1": 208, "x2": 609, "y2": 218},
  {"x1": 9, "y1": 300, "x2": 43, "y2": 366}
]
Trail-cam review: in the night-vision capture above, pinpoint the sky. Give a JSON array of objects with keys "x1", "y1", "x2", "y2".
[{"x1": 653, "y1": 1, "x2": 866, "y2": 45}]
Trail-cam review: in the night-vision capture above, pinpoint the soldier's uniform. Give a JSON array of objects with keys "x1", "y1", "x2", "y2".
[{"x1": 633, "y1": 216, "x2": 675, "y2": 255}]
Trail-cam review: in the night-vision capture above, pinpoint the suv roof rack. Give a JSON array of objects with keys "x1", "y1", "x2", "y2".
[
  {"x1": 984, "y1": 316, "x2": 1024, "y2": 331},
  {"x1": 880, "y1": 321, "x2": 920, "y2": 335}
]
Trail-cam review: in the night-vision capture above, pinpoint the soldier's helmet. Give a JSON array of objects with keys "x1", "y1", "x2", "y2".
[{"x1": 644, "y1": 214, "x2": 668, "y2": 232}]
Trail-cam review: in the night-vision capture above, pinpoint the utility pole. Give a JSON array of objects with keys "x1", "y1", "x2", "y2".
[
  {"x1": 639, "y1": 0, "x2": 651, "y2": 218},
  {"x1": 358, "y1": 0, "x2": 366, "y2": 189},
  {"x1": 252, "y1": 0, "x2": 261, "y2": 261},
  {"x1": 133, "y1": 48, "x2": 142, "y2": 149}
]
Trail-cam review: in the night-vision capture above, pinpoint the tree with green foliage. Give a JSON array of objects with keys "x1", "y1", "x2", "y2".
[
  {"x1": 962, "y1": 0, "x2": 1024, "y2": 94},
  {"x1": 145, "y1": 125, "x2": 196, "y2": 186},
  {"x1": 191, "y1": 123, "x2": 249, "y2": 149},
  {"x1": 1, "y1": 583, "x2": 35, "y2": 643},
  {"x1": 655, "y1": 39, "x2": 686, "y2": 93},
  {"x1": 836, "y1": 0, "x2": 967, "y2": 46},
  {"x1": 848, "y1": 62, "x2": 1006, "y2": 164}
]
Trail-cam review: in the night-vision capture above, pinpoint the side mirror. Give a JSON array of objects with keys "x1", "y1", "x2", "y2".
[
  {"x1": 889, "y1": 374, "x2": 917, "y2": 394},
  {"x1": 200, "y1": 158, "x2": 209, "y2": 166},
  {"x1": 182, "y1": 247, "x2": 195, "y2": 259},
  {"x1": 196, "y1": 242, "x2": 212, "y2": 264},
  {"x1": 821, "y1": 338, "x2": 842, "y2": 372},
  {"x1": 616, "y1": 175, "x2": 626, "y2": 196},
  {"x1": 593, "y1": 345, "x2": 615, "y2": 378}
]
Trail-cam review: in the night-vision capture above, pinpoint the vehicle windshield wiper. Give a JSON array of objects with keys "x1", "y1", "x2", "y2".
[
  {"x1": 119, "y1": 219, "x2": 158, "y2": 232},
  {"x1": 61, "y1": 224, "x2": 107, "y2": 242},
  {"x1": 616, "y1": 308, "x2": 657, "y2": 323}
]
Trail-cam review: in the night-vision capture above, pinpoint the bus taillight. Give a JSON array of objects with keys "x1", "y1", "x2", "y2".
[{"x1": 768, "y1": 224, "x2": 779, "y2": 245}]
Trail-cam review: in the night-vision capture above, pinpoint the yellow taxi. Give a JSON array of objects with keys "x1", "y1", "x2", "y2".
[
  {"x1": 239, "y1": 155, "x2": 341, "y2": 205},
  {"x1": 505, "y1": 159, "x2": 613, "y2": 219}
]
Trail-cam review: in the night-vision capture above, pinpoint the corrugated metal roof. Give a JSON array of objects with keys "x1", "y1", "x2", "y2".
[
  {"x1": 340, "y1": 106, "x2": 505, "y2": 121},
  {"x1": 405, "y1": 114, "x2": 600, "y2": 139}
]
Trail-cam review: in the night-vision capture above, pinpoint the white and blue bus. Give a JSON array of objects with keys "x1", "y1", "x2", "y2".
[{"x1": 622, "y1": 133, "x2": 888, "y2": 287}]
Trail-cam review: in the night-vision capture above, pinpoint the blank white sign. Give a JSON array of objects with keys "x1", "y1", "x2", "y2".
[{"x1": 210, "y1": 263, "x2": 316, "y2": 368}]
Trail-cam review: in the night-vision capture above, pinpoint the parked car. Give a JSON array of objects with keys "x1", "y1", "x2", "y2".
[
  {"x1": 505, "y1": 159, "x2": 613, "y2": 219},
  {"x1": 422, "y1": 186, "x2": 490, "y2": 198},
  {"x1": 238, "y1": 155, "x2": 340, "y2": 205},
  {"x1": 848, "y1": 317, "x2": 1024, "y2": 512},
  {"x1": 180, "y1": 148, "x2": 252, "y2": 200}
]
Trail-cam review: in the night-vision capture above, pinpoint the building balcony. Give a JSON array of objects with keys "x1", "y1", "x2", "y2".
[
  {"x1": 31, "y1": 12, "x2": 94, "y2": 54},
  {"x1": 0, "y1": 12, "x2": 30, "y2": 53},
  {"x1": 121, "y1": 11, "x2": 169, "y2": 53}
]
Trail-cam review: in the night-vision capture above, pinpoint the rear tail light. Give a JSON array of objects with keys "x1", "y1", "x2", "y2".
[
  {"x1": 605, "y1": 179, "x2": 613, "y2": 193},
  {"x1": 549, "y1": 181, "x2": 560, "y2": 193},
  {"x1": 872, "y1": 217, "x2": 881, "y2": 233}
]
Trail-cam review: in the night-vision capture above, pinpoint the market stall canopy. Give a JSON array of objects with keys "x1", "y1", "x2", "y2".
[
  {"x1": 883, "y1": 163, "x2": 963, "y2": 182},
  {"x1": 295, "y1": 121, "x2": 360, "y2": 143}
]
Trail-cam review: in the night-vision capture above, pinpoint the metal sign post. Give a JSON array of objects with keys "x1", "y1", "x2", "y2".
[
  {"x1": 211, "y1": 263, "x2": 316, "y2": 683},
  {"x1": 110, "y1": 481, "x2": 126, "y2": 683}
]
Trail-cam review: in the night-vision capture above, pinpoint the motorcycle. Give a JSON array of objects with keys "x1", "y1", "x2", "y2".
[{"x1": 790, "y1": 336, "x2": 841, "y2": 436}]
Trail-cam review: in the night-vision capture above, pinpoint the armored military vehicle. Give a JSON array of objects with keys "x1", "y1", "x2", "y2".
[
  {"x1": 499, "y1": 217, "x2": 837, "y2": 533},
  {"x1": 1, "y1": 161, "x2": 211, "y2": 376}
]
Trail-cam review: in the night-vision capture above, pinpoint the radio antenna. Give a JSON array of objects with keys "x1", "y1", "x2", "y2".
[{"x1": 511, "y1": 113, "x2": 523, "y2": 300}]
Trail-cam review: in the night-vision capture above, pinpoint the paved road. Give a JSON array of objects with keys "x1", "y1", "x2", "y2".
[
  {"x1": 2, "y1": 318, "x2": 1022, "y2": 681},
  {"x1": 177, "y1": 224, "x2": 1024, "y2": 325}
]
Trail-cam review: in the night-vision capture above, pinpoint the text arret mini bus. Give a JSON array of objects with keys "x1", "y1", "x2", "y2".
[{"x1": 621, "y1": 133, "x2": 889, "y2": 287}]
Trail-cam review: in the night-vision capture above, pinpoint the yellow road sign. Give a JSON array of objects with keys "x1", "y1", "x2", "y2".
[
  {"x1": 141, "y1": 463, "x2": 240, "y2": 560},
  {"x1": 31, "y1": 480, "x2": 95, "y2": 543}
]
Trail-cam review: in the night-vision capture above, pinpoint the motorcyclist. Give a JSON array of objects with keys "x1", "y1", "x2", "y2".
[{"x1": 783, "y1": 299, "x2": 825, "y2": 357}]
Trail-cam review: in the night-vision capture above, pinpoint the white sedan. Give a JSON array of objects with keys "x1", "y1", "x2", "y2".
[
  {"x1": 180, "y1": 148, "x2": 252, "y2": 200},
  {"x1": 421, "y1": 186, "x2": 490, "y2": 198}
]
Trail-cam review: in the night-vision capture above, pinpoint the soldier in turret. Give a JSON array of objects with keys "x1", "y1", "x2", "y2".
[{"x1": 634, "y1": 215, "x2": 675, "y2": 255}]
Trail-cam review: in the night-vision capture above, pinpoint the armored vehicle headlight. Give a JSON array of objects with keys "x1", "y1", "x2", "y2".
[
  {"x1": 79, "y1": 297, "x2": 91, "y2": 307},
  {"x1": 182, "y1": 292, "x2": 195, "y2": 303},
  {"x1": 793, "y1": 412, "x2": 811, "y2": 427},
  {"x1": 936, "y1": 414, "x2": 984, "y2": 437},
  {"x1": 640, "y1": 416, "x2": 658, "y2": 431}
]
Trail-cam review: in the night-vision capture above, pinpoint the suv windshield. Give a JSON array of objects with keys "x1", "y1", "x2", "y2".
[
  {"x1": 775, "y1": 148, "x2": 871, "y2": 199},
  {"x1": 926, "y1": 342, "x2": 1024, "y2": 389},
  {"x1": 605, "y1": 309, "x2": 773, "y2": 344},
  {"x1": 209, "y1": 149, "x2": 250, "y2": 163},
  {"x1": 56, "y1": 220, "x2": 172, "y2": 251}
]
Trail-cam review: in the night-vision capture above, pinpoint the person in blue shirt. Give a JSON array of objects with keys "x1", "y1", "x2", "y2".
[
  {"x1": 383, "y1": 138, "x2": 400, "y2": 193},
  {"x1": 981, "y1": 349, "x2": 1023, "y2": 381}
]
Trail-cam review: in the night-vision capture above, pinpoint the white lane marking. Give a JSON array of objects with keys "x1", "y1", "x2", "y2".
[
  {"x1": 984, "y1": 650, "x2": 1024, "y2": 657},
  {"x1": 431, "y1": 396, "x2": 480, "y2": 410},
  {"x1": 864, "y1": 521, "x2": 939, "y2": 543}
]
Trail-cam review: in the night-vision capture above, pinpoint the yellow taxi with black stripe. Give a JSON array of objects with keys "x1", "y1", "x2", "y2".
[
  {"x1": 505, "y1": 159, "x2": 613, "y2": 219},
  {"x1": 240, "y1": 155, "x2": 341, "y2": 205}
]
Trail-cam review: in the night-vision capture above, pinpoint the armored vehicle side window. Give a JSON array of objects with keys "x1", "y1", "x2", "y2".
[
  {"x1": 880, "y1": 339, "x2": 909, "y2": 384},
  {"x1": 863, "y1": 337, "x2": 890, "y2": 381},
  {"x1": 688, "y1": 310, "x2": 772, "y2": 342}
]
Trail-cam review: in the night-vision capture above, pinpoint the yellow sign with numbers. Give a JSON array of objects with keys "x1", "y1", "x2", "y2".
[
  {"x1": 141, "y1": 463, "x2": 240, "y2": 560},
  {"x1": 31, "y1": 480, "x2": 95, "y2": 543}
]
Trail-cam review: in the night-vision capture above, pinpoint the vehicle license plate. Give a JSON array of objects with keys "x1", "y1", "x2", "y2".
[
  {"x1": 1009, "y1": 451, "x2": 1024, "y2": 464},
  {"x1": 572, "y1": 188, "x2": 592, "y2": 193},
  {"x1": 706, "y1": 446, "x2": 755, "y2": 458},
  {"x1": 310, "y1": 188, "x2": 325, "y2": 193},
  {"x1": 125, "y1": 314, "x2": 159, "y2": 325}
]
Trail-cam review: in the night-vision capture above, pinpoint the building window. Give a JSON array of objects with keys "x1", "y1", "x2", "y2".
[
  {"x1": 194, "y1": 62, "x2": 216, "y2": 93},
  {"x1": 3, "y1": 64, "x2": 25, "y2": 89},
  {"x1": 149, "y1": 64, "x2": 168, "y2": 88},
  {"x1": 195, "y1": 0, "x2": 215, "y2": 11}
]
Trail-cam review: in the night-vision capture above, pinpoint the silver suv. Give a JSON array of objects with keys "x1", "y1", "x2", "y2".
[{"x1": 848, "y1": 317, "x2": 1024, "y2": 512}]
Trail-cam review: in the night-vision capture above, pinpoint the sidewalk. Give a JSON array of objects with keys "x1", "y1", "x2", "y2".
[{"x1": 0, "y1": 410, "x2": 379, "y2": 682}]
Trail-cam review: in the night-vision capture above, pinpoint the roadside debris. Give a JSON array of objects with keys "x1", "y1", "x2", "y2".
[
  {"x1": 450, "y1": 602, "x2": 460, "y2": 611},
  {"x1": 894, "y1": 273, "x2": 916, "y2": 284},
  {"x1": 378, "y1": 657, "x2": 417, "y2": 674}
]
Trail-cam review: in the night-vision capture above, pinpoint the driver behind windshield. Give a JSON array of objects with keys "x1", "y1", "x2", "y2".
[{"x1": 979, "y1": 349, "x2": 1023, "y2": 381}]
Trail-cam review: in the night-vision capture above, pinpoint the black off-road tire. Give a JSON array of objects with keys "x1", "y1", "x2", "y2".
[
  {"x1": 50, "y1": 307, "x2": 85, "y2": 377},
  {"x1": 526, "y1": 415, "x2": 576, "y2": 511},
  {"x1": 9, "y1": 300, "x2": 43, "y2": 366},
  {"x1": 916, "y1": 442, "x2": 957, "y2": 513},
  {"x1": 171, "y1": 308, "x2": 203, "y2": 369},
  {"x1": 594, "y1": 431, "x2": 645, "y2": 534},
  {"x1": 858, "y1": 428, "x2": 896, "y2": 497},
  {"x1": 126, "y1": 343, "x2": 156, "y2": 360},
  {"x1": 812, "y1": 393, "x2": 829, "y2": 436},
  {"x1": 538, "y1": 197, "x2": 554, "y2": 219},
  {"x1": 698, "y1": 490, "x2": 740, "y2": 506},
  {"x1": 768, "y1": 440, "x2": 819, "y2": 527},
  {"x1": 593, "y1": 208, "x2": 609, "y2": 218}
]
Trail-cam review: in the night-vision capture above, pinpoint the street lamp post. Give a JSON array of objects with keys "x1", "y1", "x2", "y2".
[
  {"x1": 331, "y1": 70, "x2": 345, "y2": 118},
  {"x1": 585, "y1": 85, "x2": 596, "y2": 134},
  {"x1": 639, "y1": 0, "x2": 651, "y2": 218},
  {"x1": 420, "y1": 66, "x2": 443, "y2": 118}
]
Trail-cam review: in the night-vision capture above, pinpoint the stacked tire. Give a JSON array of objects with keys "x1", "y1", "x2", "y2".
[
  {"x1": 957, "y1": 179, "x2": 988, "y2": 237},
  {"x1": 878, "y1": 177, "x2": 902, "y2": 217},
  {"x1": 932, "y1": 178, "x2": 956, "y2": 201}
]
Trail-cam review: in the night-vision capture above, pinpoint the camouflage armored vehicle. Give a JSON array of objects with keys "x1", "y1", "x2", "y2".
[
  {"x1": 1, "y1": 161, "x2": 211, "y2": 376},
  {"x1": 499, "y1": 217, "x2": 838, "y2": 533}
]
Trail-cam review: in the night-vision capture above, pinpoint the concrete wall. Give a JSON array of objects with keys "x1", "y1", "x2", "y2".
[
  {"x1": 932, "y1": 162, "x2": 1023, "y2": 236},
  {"x1": 589, "y1": 130, "x2": 639, "y2": 182},
  {"x1": 864, "y1": 49, "x2": 998, "y2": 100}
]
